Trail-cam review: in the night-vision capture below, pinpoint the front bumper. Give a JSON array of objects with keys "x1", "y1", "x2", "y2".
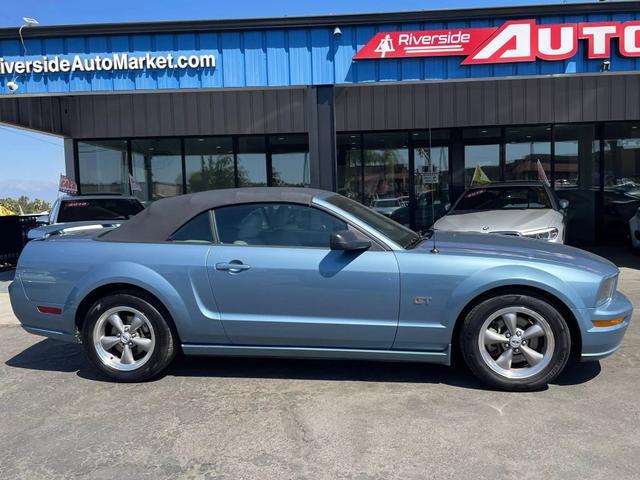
[{"x1": 574, "y1": 291, "x2": 633, "y2": 361}]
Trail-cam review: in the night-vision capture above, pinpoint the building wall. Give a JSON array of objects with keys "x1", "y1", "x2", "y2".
[
  {"x1": 0, "y1": 88, "x2": 308, "y2": 138},
  {"x1": 1, "y1": 9, "x2": 640, "y2": 95},
  {"x1": 334, "y1": 73, "x2": 640, "y2": 131}
]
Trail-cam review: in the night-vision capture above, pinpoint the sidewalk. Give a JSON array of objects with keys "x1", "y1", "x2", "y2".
[{"x1": 0, "y1": 293, "x2": 18, "y2": 325}]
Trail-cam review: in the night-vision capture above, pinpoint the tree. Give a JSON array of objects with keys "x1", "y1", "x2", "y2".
[
  {"x1": 0, "y1": 196, "x2": 51, "y2": 215},
  {"x1": 187, "y1": 155, "x2": 249, "y2": 190}
]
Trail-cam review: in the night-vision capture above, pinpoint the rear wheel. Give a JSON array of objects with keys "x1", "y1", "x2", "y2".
[
  {"x1": 460, "y1": 294, "x2": 571, "y2": 391},
  {"x1": 81, "y1": 293, "x2": 176, "y2": 382}
]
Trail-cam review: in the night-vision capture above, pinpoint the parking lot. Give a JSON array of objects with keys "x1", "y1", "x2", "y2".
[{"x1": 0, "y1": 249, "x2": 639, "y2": 480}]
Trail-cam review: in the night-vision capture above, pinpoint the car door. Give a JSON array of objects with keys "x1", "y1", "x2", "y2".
[{"x1": 206, "y1": 202, "x2": 400, "y2": 349}]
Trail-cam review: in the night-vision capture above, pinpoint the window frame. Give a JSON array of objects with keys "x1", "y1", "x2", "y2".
[{"x1": 168, "y1": 210, "x2": 216, "y2": 244}]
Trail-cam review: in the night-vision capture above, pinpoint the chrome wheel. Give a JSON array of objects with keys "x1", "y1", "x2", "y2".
[
  {"x1": 478, "y1": 306, "x2": 555, "y2": 379},
  {"x1": 92, "y1": 306, "x2": 156, "y2": 371}
]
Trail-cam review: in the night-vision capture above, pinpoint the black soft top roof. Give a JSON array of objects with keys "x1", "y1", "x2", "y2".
[{"x1": 100, "y1": 187, "x2": 330, "y2": 243}]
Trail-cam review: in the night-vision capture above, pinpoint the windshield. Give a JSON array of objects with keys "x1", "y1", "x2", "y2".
[
  {"x1": 58, "y1": 198, "x2": 144, "y2": 223},
  {"x1": 325, "y1": 194, "x2": 421, "y2": 248},
  {"x1": 452, "y1": 186, "x2": 552, "y2": 213}
]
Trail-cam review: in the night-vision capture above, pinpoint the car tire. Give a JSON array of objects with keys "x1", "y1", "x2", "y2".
[
  {"x1": 460, "y1": 294, "x2": 571, "y2": 391},
  {"x1": 81, "y1": 292, "x2": 176, "y2": 382}
]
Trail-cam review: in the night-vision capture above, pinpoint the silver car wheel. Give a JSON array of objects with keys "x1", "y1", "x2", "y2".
[
  {"x1": 478, "y1": 306, "x2": 555, "y2": 380},
  {"x1": 93, "y1": 306, "x2": 156, "y2": 372}
]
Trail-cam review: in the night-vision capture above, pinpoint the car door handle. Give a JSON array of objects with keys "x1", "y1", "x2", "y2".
[{"x1": 216, "y1": 262, "x2": 251, "y2": 273}]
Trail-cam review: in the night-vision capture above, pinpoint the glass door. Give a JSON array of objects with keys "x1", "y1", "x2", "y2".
[
  {"x1": 602, "y1": 123, "x2": 640, "y2": 244},
  {"x1": 412, "y1": 130, "x2": 450, "y2": 231},
  {"x1": 362, "y1": 132, "x2": 410, "y2": 221}
]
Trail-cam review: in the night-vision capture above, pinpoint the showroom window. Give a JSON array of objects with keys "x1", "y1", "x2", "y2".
[
  {"x1": 184, "y1": 137, "x2": 235, "y2": 192},
  {"x1": 504, "y1": 126, "x2": 551, "y2": 181},
  {"x1": 237, "y1": 136, "x2": 267, "y2": 187},
  {"x1": 77, "y1": 134, "x2": 309, "y2": 198},
  {"x1": 602, "y1": 122, "x2": 640, "y2": 243},
  {"x1": 337, "y1": 134, "x2": 363, "y2": 203},
  {"x1": 554, "y1": 124, "x2": 600, "y2": 245},
  {"x1": 362, "y1": 132, "x2": 410, "y2": 210},
  {"x1": 131, "y1": 138, "x2": 184, "y2": 204},
  {"x1": 463, "y1": 128, "x2": 501, "y2": 185},
  {"x1": 77, "y1": 140, "x2": 129, "y2": 194},
  {"x1": 412, "y1": 130, "x2": 450, "y2": 231},
  {"x1": 270, "y1": 134, "x2": 310, "y2": 187}
]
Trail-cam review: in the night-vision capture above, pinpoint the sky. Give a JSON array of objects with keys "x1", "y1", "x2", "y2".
[{"x1": 0, "y1": 0, "x2": 594, "y2": 202}]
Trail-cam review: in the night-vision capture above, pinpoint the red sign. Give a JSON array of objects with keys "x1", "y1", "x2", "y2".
[
  {"x1": 353, "y1": 20, "x2": 640, "y2": 64},
  {"x1": 59, "y1": 174, "x2": 78, "y2": 195}
]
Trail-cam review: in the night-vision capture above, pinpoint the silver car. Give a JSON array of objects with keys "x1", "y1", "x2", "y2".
[{"x1": 433, "y1": 182, "x2": 569, "y2": 243}]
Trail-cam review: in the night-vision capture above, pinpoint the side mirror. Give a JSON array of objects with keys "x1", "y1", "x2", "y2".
[
  {"x1": 27, "y1": 228, "x2": 48, "y2": 241},
  {"x1": 444, "y1": 203, "x2": 451, "y2": 212},
  {"x1": 559, "y1": 199, "x2": 570, "y2": 210},
  {"x1": 330, "y1": 230, "x2": 371, "y2": 251}
]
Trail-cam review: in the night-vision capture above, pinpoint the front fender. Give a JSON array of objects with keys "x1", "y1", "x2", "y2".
[{"x1": 445, "y1": 264, "x2": 585, "y2": 325}]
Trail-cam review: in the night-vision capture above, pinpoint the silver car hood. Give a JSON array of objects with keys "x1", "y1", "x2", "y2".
[{"x1": 433, "y1": 209, "x2": 562, "y2": 235}]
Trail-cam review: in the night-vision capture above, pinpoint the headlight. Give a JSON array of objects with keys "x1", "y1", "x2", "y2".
[
  {"x1": 522, "y1": 227, "x2": 559, "y2": 241},
  {"x1": 596, "y1": 275, "x2": 617, "y2": 306}
]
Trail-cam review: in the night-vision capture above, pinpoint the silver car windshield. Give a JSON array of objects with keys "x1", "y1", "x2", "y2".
[
  {"x1": 325, "y1": 194, "x2": 421, "y2": 248},
  {"x1": 452, "y1": 186, "x2": 552, "y2": 213}
]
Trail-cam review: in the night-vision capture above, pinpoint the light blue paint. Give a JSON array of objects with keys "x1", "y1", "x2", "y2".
[{"x1": 9, "y1": 190, "x2": 633, "y2": 367}]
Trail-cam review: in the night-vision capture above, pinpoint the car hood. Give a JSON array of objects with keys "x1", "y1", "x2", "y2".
[
  {"x1": 412, "y1": 230, "x2": 618, "y2": 277},
  {"x1": 433, "y1": 209, "x2": 562, "y2": 234}
]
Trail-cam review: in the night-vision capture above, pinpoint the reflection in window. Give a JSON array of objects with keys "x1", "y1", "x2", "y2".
[
  {"x1": 214, "y1": 203, "x2": 346, "y2": 248},
  {"x1": 185, "y1": 137, "x2": 235, "y2": 192},
  {"x1": 78, "y1": 140, "x2": 129, "y2": 194},
  {"x1": 362, "y1": 132, "x2": 409, "y2": 214},
  {"x1": 464, "y1": 144, "x2": 500, "y2": 186},
  {"x1": 131, "y1": 139, "x2": 183, "y2": 204},
  {"x1": 554, "y1": 124, "x2": 599, "y2": 245},
  {"x1": 270, "y1": 135, "x2": 310, "y2": 187},
  {"x1": 412, "y1": 130, "x2": 450, "y2": 230},
  {"x1": 602, "y1": 123, "x2": 640, "y2": 243},
  {"x1": 505, "y1": 126, "x2": 551, "y2": 181},
  {"x1": 337, "y1": 134, "x2": 363, "y2": 202},
  {"x1": 237, "y1": 136, "x2": 267, "y2": 187}
]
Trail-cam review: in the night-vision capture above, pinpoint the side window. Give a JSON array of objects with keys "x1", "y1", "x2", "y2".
[
  {"x1": 213, "y1": 203, "x2": 348, "y2": 248},
  {"x1": 170, "y1": 211, "x2": 214, "y2": 243}
]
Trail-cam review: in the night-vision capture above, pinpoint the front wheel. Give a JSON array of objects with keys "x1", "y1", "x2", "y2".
[
  {"x1": 81, "y1": 292, "x2": 176, "y2": 382},
  {"x1": 460, "y1": 294, "x2": 571, "y2": 391}
]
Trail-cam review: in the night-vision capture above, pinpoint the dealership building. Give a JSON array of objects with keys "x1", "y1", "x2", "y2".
[{"x1": 1, "y1": 1, "x2": 640, "y2": 245}]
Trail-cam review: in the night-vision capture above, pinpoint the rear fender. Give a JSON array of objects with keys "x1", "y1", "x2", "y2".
[{"x1": 65, "y1": 261, "x2": 192, "y2": 340}]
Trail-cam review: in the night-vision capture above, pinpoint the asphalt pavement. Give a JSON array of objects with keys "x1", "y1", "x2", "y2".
[{"x1": 0, "y1": 250, "x2": 638, "y2": 479}]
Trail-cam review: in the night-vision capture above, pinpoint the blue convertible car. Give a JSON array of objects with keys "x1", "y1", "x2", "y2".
[{"x1": 9, "y1": 188, "x2": 633, "y2": 390}]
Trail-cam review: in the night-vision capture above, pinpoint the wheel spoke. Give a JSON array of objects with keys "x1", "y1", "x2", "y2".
[
  {"x1": 131, "y1": 337, "x2": 152, "y2": 352},
  {"x1": 100, "y1": 336, "x2": 121, "y2": 350},
  {"x1": 121, "y1": 344, "x2": 134, "y2": 364},
  {"x1": 129, "y1": 315, "x2": 145, "y2": 333},
  {"x1": 522, "y1": 323, "x2": 545, "y2": 340},
  {"x1": 520, "y1": 345, "x2": 544, "y2": 366},
  {"x1": 502, "y1": 313, "x2": 518, "y2": 335},
  {"x1": 108, "y1": 313, "x2": 125, "y2": 334},
  {"x1": 495, "y1": 349, "x2": 513, "y2": 369},
  {"x1": 484, "y1": 329, "x2": 509, "y2": 346}
]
